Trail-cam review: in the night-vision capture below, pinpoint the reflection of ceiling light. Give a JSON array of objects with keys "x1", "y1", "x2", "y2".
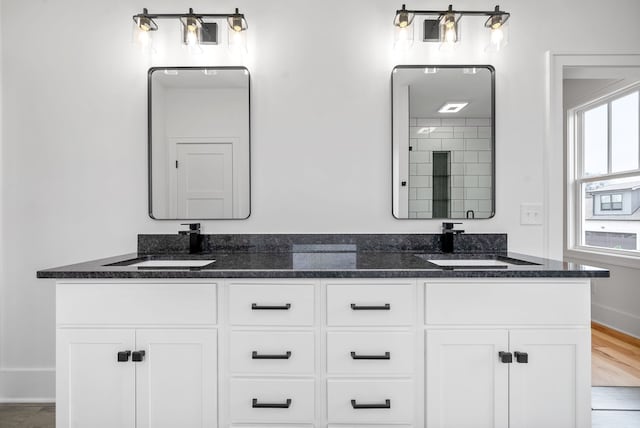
[
  {"x1": 463, "y1": 68, "x2": 477, "y2": 74},
  {"x1": 438, "y1": 102, "x2": 468, "y2": 113},
  {"x1": 418, "y1": 127, "x2": 436, "y2": 134},
  {"x1": 203, "y1": 69, "x2": 217, "y2": 76},
  {"x1": 163, "y1": 70, "x2": 179, "y2": 76},
  {"x1": 424, "y1": 68, "x2": 439, "y2": 74}
]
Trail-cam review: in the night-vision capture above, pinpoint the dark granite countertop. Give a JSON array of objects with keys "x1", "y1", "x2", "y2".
[{"x1": 37, "y1": 233, "x2": 608, "y2": 279}]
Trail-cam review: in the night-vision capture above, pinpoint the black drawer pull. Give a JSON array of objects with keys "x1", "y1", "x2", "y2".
[
  {"x1": 498, "y1": 351, "x2": 512, "y2": 364},
  {"x1": 251, "y1": 303, "x2": 292, "y2": 310},
  {"x1": 252, "y1": 351, "x2": 292, "y2": 360},
  {"x1": 514, "y1": 351, "x2": 528, "y2": 364},
  {"x1": 350, "y1": 303, "x2": 391, "y2": 311},
  {"x1": 350, "y1": 351, "x2": 391, "y2": 360},
  {"x1": 252, "y1": 398, "x2": 292, "y2": 408},
  {"x1": 117, "y1": 350, "x2": 131, "y2": 362},
  {"x1": 132, "y1": 350, "x2": 146, "y2": 362},
  {"x1": 351, "y1": 399, "x2": 391, "y2": 409}
]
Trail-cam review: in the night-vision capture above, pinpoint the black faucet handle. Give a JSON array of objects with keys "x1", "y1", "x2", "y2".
[{"x1": 180, "y1": 223, "x2": 201, "y2": 232}]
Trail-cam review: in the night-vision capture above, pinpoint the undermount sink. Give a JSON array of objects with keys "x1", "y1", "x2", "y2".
[
  {"x1": 414, "y1": 254, "x2": 540, "y2": 269},
  {"x1": 117, "y1": 259, "x2": 216, "y2": 268},
  {"x1": 427, "y1": 259, "x2": 511, "y2": 268}
]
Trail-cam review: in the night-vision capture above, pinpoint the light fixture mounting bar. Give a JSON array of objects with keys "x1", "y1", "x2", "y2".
[
  {"x1": 394, "y1": 4, "x2": 510, "y2": 21},
  {"x1": 132, "y1": 7, "x2": 246, "y2": 24}
]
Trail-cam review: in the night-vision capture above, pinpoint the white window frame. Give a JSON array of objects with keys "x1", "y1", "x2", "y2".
[{"x1": 567, "y1": 84, "x2": 640, "y2": 259}]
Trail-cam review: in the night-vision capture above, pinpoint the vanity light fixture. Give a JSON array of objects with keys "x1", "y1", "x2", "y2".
[
  {"x1": 424, "y1": 67, "x2": 439, "y2": 74},
  {"x1": 393, "y1": 4, "x2": 510, "y2": 49},
  {"x1": 132, "y1": 7, "x2": 248, "y2": 53},
  {"x1": 438, "y1": 102, "x2": 468, "y2": 113}
]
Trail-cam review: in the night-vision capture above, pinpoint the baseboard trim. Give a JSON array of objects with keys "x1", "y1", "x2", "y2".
[
  {"x1": 592, "y1": 303, "x2": 640, "y2": 340},
  {"x1": 0, "y1": 368, "x2": 55, "y2": 402},
  {"x1": 592, "y1": 321, "x2": 640, "y2": 348}
]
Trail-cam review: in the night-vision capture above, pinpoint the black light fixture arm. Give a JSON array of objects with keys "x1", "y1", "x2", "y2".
[
  {"x1": 395, "y1": 4, "x2": 509, "y2": 20},
  {"x1": 132, "y1": 7, "x2": 245, "y2": 24}
]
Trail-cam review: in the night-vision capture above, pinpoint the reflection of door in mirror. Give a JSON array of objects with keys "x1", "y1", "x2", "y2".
[
  {"x1": 149, "y1": 67, "x2": 250, "y2": 220},
  {"x1": 392, "y1": 66, "x2": 495, "y2": 219},
  {"x1": 174, "y1": 141, "x2": 233, "y2": 218}
]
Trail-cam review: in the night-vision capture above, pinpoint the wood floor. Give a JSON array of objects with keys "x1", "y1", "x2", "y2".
[{"x1": 592, "y1": 322, "x2": 640, "y2": 386}]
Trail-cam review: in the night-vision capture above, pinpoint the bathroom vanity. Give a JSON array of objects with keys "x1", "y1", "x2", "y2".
[{"x1": 38, "y1": 234, "x2": 607, "y2": 428}]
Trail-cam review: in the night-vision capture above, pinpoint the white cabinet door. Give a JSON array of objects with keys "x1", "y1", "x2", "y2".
[
  {"x1": 426, "y1": 330, "x2": 509, "y2": 428},
  {"x1": 509, "y1": 329, "x2": 591, "y2": 428},
  {"x1": 136, "y1": 329, "x2": 218, "y2": 428},
  {"x1": 57, "y1": 329, "x2": 136, "y2": 428}
]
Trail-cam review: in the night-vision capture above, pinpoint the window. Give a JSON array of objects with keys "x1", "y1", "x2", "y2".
[
  {"x1": 570, "y1": 87, "x2": 640, "y2": 255},
  {"x1": 600, "y1": 194, "x2": 623, "y2": 211}
]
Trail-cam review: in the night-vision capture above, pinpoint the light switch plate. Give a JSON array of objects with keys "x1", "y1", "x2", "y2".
[{"x1": 520, "y1": 203, "x2": 543, "y2": 225}]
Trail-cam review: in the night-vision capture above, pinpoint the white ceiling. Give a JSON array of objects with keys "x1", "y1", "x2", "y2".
[{"x1": 394, "y1": 67, "x2": 492, "y2": 118}]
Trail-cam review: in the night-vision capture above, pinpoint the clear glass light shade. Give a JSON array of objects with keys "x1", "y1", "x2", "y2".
[
  {"x1": 227, "y1": 14, "x2": 247, "y2": 33},
  {"x1": 484, "y1": 12, "x2": 509, "y2": 52},
  {"x1": 132, "y1": 18, "x2": 156, "y2": 54},
  {"x1": 228, "y1": 25, "x2": 247, "y2": 53},
  {"x1": 394, "y1": 23, "x2": 414, "y2": 50},
  {"x1": 440, "y1": 13, "x2": 458, "y2": 45},
  {"x1": 393, "y1": 10, "x2": 415, "y2": 28},
  {"x1": 181, "y1": 16, "x2": 203, "y2": 54},
  {"x1": 486, "y1": 21, "x2": 508, "y2": 52}
]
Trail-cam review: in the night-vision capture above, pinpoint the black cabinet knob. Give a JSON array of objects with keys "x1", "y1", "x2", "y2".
[
  {"x1": 132, "y1": 350, "x2": 146, "y2": 362},
  {"x1": 514, "y1": 351, "x2": 528, "y2": 363},
  {"x1": 498, "y1": 351, "x2": 512, "y2": 363},
  {"x1": 117, "y1": 350, "x2": 131, "y2": 362}
]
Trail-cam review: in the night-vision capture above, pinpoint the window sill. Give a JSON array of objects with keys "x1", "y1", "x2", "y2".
[{"x1": 565, "y1": 247, "x2": 640, "y2": 270}]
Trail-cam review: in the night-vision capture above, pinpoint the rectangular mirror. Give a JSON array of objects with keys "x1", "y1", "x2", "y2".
[
  {"x1": 149, "y1": 66, "x2": 250, "y2": 219},
  {"x1": 392, "y1": 65, "x2": 495, "y2": 219}
]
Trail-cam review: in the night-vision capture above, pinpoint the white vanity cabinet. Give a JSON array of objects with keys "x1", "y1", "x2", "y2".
[
  {"x1": 54, "y1": 277, "x2": 593, "y2": 428},
  {"x1": 325, "y1": 281, "x2": 418, "y2": 427},
  {"x1": 424, "y1": 279, "x2": 592, "y2": 428},
  {"x1": 225, "y1": 281, "x2": 317, "y2": 425},
  {"x1": 55, "y1": 281, "x2": 219, "y2": 428}
]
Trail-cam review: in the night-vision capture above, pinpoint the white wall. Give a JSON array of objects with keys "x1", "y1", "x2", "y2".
[{"x1": 2, "y1": 0, "x2": 640, "y2": 401}]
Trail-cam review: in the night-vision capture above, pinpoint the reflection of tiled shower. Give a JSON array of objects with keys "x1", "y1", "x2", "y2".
[{"x1": 408, "y1": 117, "x2": 492, "y2": 218}]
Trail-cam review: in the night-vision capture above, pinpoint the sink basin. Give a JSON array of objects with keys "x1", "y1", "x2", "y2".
[
  {"x1": 124, "y1": 259, "x2": 216, "y2": 268},
  {"x1": 427, "y1": 259, "x2": 511, "y2": 268},
  {"x1": 414, "y1": 254, "x2": 540, "y2": 269}
]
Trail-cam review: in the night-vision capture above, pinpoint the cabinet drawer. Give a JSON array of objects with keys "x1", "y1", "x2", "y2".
[
  {"x1": 326, "y1": 283, "x2": 415, "y2": 326},
  {"x1": 230, "y1": 331, "x2": 315, "y2": 375},
  {"x1": 229, "y1": 378, "x2": 315, "y2": 423},
  {"x1": 425, "y1": 280, "x2": 591, "y2": 325},
  {"x1": 57, "y1": 282, "x2": 217, "y2": 325},
  {"x1": 327, "y1": 379, "x2": 414, "y2": 424},
  {"x1": 327, "y1": 332, "x2": 414, "y2": 375},
  {"x1": 229, "y1": 283, "x2": 315, "y2": 326}
]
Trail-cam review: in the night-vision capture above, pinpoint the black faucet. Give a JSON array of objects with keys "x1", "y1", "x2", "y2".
[
  {"x1": 179, "y1": 223, "x2": 202, "y2": 254},
  {"x1": 441, "y1": 222, "x2": 464, "y2": 253}
]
